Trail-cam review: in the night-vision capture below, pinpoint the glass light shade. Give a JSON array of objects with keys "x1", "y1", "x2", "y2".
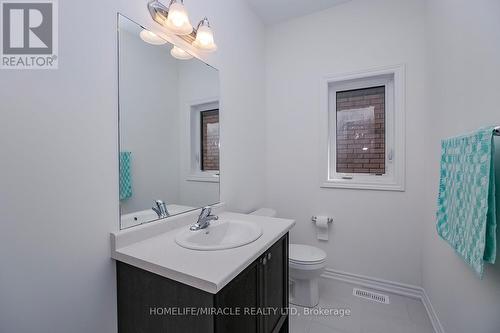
[
  {"x1": 165, "y1": 2, "x2": 193, "y2": 35},
  {"x1": 193, "y1": 24, "x2": 217, "y2": 52},
  {"x1": 170, "y1": 45, "x2": 193, "y2": 60},
  {"x1": 139, "y1": 29, "x2": 167, "y2": 45}
]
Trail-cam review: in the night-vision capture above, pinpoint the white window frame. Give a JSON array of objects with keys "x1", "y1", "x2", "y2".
[
  {"x1": 188, "y1": 99, "x2": 220, "y2": 183},
  {"x1": 319, "y1": 65, "x2": 406, "y2": 191}
]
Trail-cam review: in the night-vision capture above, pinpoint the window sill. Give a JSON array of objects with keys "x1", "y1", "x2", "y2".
[
  {"x1": 321, "y1": 180, "x2": 405, "y2": 192},
  {"x1": 186, "y1": 174, "x2": 220, "y2": 183}
]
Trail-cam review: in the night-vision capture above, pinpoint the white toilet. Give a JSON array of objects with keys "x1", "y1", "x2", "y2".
[
  {"x1": 250, "y1": 208, "x2": 327, "y2": 308},
  {"x1": 288, "y1": 244, "x2": 326, "y2": 307}
]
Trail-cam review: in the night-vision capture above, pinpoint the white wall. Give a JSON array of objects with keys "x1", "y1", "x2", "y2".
[
  {"x1": 422, "y1": 1, "x2": 500, "y2": 332},
  {"x1": 119, "y1": 28, "x2": 180, "y2": 214},
  {"x1": 0, "y1": 1, "x2": 118, "y2": 332},
  {"x1": 264, "y1": 0, "x2": 428, "y2": 285},
  {"x1": 0, "y1": 0, "x2": 266, "y2": 332}
]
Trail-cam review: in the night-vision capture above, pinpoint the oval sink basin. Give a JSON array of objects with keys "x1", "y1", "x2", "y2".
[{"x1": 175, "y1": 219, "x2": 263, "y2": 251}]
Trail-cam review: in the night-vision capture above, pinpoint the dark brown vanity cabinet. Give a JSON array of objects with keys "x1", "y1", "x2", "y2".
[{"x1": 117, "y1": 233, "x2": 289, "y2": 333}]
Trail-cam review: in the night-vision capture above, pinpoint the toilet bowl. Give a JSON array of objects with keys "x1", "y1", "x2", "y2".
[
  {"x1": 289, "y1": 244, "x2": 326, "y2": 308},
  {"x1": 249, "y1": 208, "x2": 327, "y2": 308}
]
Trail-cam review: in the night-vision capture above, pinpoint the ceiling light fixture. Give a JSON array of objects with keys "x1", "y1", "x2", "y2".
[
  {"x1": 170, "y1": 45, "x2": 193, "y2": 60},
  {"x1": 148, "y1": 1, "x2": 218, "y2": 53},
  {"x1": 139, "y1": 29, "x2": 167, "y2": 45},
  {"x1": 148, "y1": 0, "x2": 193, "y2": 36},
  {"x1": 192, "y1": 17, "x2": 217, "y2": 52}
]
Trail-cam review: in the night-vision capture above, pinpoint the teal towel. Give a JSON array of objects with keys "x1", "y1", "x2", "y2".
[
  {"x1": 436, "y1": 127, "x2": 497, "y2": 277},
  {"x1": 119, "y1": 152, "x2": 132, "y2": 200}
]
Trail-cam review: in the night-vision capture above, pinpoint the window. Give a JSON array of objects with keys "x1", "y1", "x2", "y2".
[
  {"x1": 200, "y1": 110, "x2": 220, "y2": 171},
  {"x1": 189, "y1": 100, "x2": 220, "y2": 182},
  {"x1": 336, "y1": 86, "x2": 386, "y2": 175},
  {"x1": 320, "y1": 66, "x2": 405, "y2": 191}
]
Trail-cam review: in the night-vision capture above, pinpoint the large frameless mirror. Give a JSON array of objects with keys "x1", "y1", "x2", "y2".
[{"x1": 118, "y1": 14, "x2": 220, "y2": 230}]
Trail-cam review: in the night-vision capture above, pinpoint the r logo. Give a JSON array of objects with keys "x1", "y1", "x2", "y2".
[
  {"x1": 3, "y1": 2, "x2": 52, "y2": 54},
  {"x1": 1, "y1": 1, "x2": 58, "y2": 69}
]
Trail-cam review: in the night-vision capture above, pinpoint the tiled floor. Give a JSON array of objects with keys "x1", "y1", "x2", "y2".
[{"x1": 289, "y1": 278, "x2": 435, "y2": 333}]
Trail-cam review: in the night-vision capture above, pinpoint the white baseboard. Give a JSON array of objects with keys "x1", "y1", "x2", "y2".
[
  {"x1": 322, "y1": 268, "x2": 423, "y2": 299},
  {"x1": 420, "y1": 288, "x2": 445, "y2": 333},
  {"x1": 321, "y1": 268, "x2": 444, "y2": 333}
]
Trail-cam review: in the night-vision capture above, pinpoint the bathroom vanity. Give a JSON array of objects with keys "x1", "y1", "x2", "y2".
[
  {"x1": 111, "y1": 209, "x2": 295, "y2": 333},
  {"x1": 113, "y1": 14, "x2": 295, "y2": 332}
]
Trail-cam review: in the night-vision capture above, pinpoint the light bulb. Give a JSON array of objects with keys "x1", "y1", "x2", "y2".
[
  {"x1": 165, "y1": 2, "x2": 193, "y2": 35},
  {"x1": 193, "y1": 19, "x2": 217, "y2": 52},
  {"x1": 169, "y1": 8, "x2": 186, "y2": 27},
  {"x1": 196, "y1": 27, "x2": 213, "y2": 46},
  {"x1": 139, "y1": 29, "x2": 167, "y2": 45},
  {"x1": 170, "y1": 45, "x2": 193, "y2": 60}
]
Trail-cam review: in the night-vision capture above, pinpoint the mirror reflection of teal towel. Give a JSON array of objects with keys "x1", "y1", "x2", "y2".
[
  {"x1": 436, "y1": 127, "x2": 497, "y2": 278},
  {"x1": 119, "y1": 152, "x2": 132, "y2": 200}
]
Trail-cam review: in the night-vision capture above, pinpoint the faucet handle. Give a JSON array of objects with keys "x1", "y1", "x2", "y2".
[
  {"x1": 152, "y1": 206, "x2": 161, "y2": 217},
  {"x1": 153, "y1": 200, "x2": 169, "y2": 218},
  {"x1": 199, "y1": 206, "x2": 212, "y2": 217}
]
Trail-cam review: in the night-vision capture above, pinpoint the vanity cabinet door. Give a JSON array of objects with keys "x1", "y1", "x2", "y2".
[
  {"x1": 214, "y1": 233, "x2": 289, "y2": 333},
  {"x1": 262, "y1": 235, "x2": 289, "y2": 333},
  {"x1": 117, "y1": 262, "x2": 214, "y2": 333},
  {"x1": 214, "y1": 260, "x2": 261, "y2": 333}
]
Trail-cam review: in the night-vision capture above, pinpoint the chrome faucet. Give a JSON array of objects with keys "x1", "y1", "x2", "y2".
[
  {"x1": 152, "y1": 200, "x2": 169, "y2": 218},
  {"x1": 190, "y1": 206, "x2": 218, "y2": 231}
]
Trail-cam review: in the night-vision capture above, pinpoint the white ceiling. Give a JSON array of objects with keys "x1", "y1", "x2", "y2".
[{"x1": 246, "y1": 0, "x2": 352, "y2": 25}]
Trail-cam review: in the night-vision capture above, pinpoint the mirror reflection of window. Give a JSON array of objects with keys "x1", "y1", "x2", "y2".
[
  {"x1": 200, "y1": 110, "x2": 219, "y2": 172},
  {"x1": 189, "y1": 101, "x2": 220, "y2": 179}
]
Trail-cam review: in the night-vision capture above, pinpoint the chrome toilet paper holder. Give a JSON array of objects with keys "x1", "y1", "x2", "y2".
[{"x1": 311, "y1": 216, "x2": 333, "y2": 223}]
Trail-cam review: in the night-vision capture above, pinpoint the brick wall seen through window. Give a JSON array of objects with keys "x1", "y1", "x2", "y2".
[
  {"x1": 200, "y1": 110, "x2": 219, "y2": 171},
  {"x1": 336, "y1": 86, "x2": 385, "y2": 175}
]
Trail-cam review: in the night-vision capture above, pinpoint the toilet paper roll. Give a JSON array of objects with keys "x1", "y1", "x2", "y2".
[{"x1": 315, "y1": 216, "x2": 330, "y2": 241}]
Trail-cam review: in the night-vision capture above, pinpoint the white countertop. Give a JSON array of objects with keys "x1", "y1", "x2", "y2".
[{"x1": 111, "y1": 209, "x2": 295, "y2": 294}]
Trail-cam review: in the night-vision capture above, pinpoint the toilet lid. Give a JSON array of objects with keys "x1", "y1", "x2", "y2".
[{"x1": 289, "y1": 244, "x2": 326, "y2": 264}]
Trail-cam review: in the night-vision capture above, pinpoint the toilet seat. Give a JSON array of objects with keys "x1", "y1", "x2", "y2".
[
  {"x1": 289, "y1": 244, "x2": 326, "y2": 265},
  {"x1": 289, "y1": 260, "x2": 325, "y2": 271}
]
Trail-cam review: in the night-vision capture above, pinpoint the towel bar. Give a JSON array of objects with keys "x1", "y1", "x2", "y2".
[{"x1": 495, "y1": 126, "x2": 500, "y2": 136}]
